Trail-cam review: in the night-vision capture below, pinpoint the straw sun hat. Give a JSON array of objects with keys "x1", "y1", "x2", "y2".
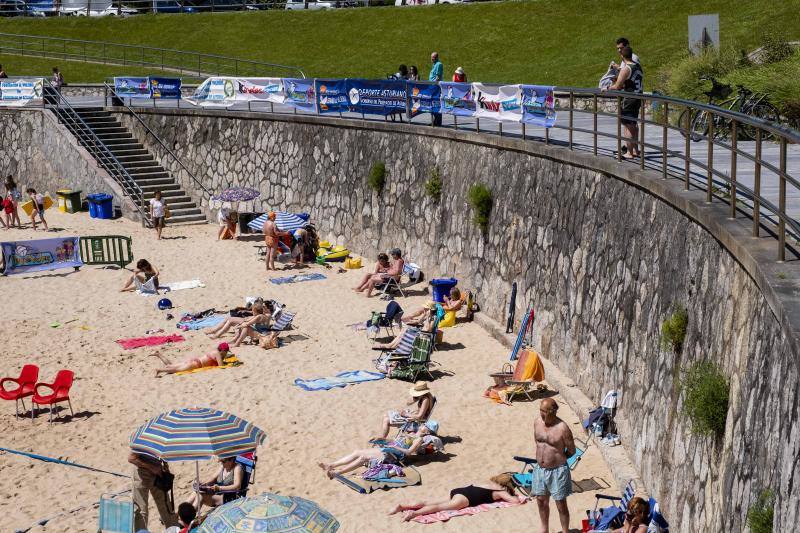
[{"x1": 410, "y1": 381, "x2": 431, "y2": 397}]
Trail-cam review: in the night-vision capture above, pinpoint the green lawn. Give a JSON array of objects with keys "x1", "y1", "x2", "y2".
[
  {"x1": 0, "y1": 0, "x2": 798, "y2": 85},
  {"x1": 0, "y1": 53, "x2": 156, "y2": 81}
]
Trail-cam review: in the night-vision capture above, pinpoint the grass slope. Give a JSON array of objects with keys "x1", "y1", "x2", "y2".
[
  {"x1": 0, "y1": 0, "x2": 798, "y2": 85},
  {"x1": 0, "y1": 53, "x2": 154, "y2": 81}
]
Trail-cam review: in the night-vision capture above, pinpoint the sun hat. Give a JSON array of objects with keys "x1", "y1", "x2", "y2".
[
  {"x1": 424, "y1": 420, "x2": 439, "y2": 434},
  {"x1": 409, "y1": 381, "x2": 431, "y2": 397},
  {"x1": 455, "y1": 67, "x2": 464, "y2": 75},
  {"x1": 218, "y1": 342, "x2": 230, "y2": 352}
]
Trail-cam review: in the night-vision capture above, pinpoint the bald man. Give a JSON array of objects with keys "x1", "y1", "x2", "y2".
[{"x1": 532, "y1": 398, "x2": 575, "y2": 533}]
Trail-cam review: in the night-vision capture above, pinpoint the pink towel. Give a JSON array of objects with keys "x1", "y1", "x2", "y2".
[
  {"x1": 411, "y1": 500, "x2": 524, "y2": 524},
  {"x1": 116, "y1": 334, "x2": 185, "y2": 350}
]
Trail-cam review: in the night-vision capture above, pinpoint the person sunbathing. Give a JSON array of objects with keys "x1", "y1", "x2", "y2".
[
  {"x1": 150, "y1": 343, "x2": 230, "y2": 377},
  {"x1": 373, "y1": 381, "x2": 434, "y2": 440},
  {"x1": 388, "y1": 473, "x2": 525, "y2": 522},
  {"x1": 206, "y1": 302, "x2": 270, "y2": 339},
  {"x1": 403, "y1": 288, "x2": 462, "y2": 328},
  {"x1": 319, "y1": 421, "x2": 439, "y2": 479},
  {"x1": 185, "y1": 456, "x2": 243, "y2": 512},
  {"x1": 230, "y1": 308, "x2": 275, "y2": 347},
  {"x1": 120, "y1": 259, "x2": 160, "y2": 292},
  {"x1": 358, "y1": 248, "x2": 404, "y2": 298},
  {"x1": 353, "y1": 252, "x2": 390, "y2": 292}
]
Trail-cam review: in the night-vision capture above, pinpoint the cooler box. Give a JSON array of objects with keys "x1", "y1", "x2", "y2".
[
  {"x1": 87, "y1": 193, "x2": 114, "y2": 219},
  {"x1": 430, "y1": 277, "x2": 458, "y2": 303},
  {"x1": 57, "y1": 189, "x2": 82, "y2": 213}
]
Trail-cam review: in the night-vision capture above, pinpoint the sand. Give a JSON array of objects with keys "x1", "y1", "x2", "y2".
[{"x1": 0, "y1": 210, "x2": 618, "y2": 533}]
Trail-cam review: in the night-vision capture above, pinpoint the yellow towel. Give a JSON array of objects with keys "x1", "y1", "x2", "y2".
[
  {"x1": 175, "y1": 356, "x2": 242, "y2": 376},
  {"x1": 519, "y1": 349, "x2": 545, "y2": 383}
]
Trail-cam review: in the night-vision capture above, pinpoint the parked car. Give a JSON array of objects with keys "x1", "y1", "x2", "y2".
[
  {"x1": 284, "y1": 0, "x2": 336, "y2": 9},
  {"x1": 25, "y1": 0, "x2": 57, "y2": 15},
  {"x1": 0, "y1": 0, "x2": 27, "y2": 16},
  {"x1": 189, "y1": 0, "x2": 255, "y2": 11},
  {"x1": 150, "y1": 0, "x2": 195, "y2": 11}
]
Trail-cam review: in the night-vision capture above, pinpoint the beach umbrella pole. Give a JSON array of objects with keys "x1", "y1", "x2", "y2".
[{"x1": 196, "y1": 460, "x2": 201, "y2": 502}]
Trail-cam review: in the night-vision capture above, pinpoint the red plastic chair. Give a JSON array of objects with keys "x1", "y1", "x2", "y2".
[
  {"x1": 31, "y1": 370, "x2": 75, "y2": 423},
  {"x1": 0, "y1": 365, "x2": 39, "y2": 419}
]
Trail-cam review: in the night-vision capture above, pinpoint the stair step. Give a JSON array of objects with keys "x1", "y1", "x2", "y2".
[
  {"x1": 101, "y1": 138, "x2": 138, "y2": 145},
  {"x1": 113, "y1": 150, "x2": 151, "y2": 158},
  {"x1": 121, "y1": 160, "x2": 159, "y2": 168},
  {"x1": 129, "y1": 170, "x2": 170, "y2": 179},
  {"x1": 143, "y1": 190, "x2": 188, "y2": 199}
]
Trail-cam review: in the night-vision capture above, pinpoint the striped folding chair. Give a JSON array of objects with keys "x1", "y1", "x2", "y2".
[
  {"x1": 98, "y1": 492, "x2": 134, "y2": 533},
  {"x1": 265, "y1": 310, "x2": 296, "y2": 332},
  {"x1": 590, "y1": 480, "x2": 637, "y2": 531}
]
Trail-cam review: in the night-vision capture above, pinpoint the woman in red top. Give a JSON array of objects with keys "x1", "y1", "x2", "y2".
[
  {"x1": 150, "y1": 343, "x2": 230, "y2": 377},
  {"x1": 452, "y1": 67, "x2": 466, "y2": 82}
]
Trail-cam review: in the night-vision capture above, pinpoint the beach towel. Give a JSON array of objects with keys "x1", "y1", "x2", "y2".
[
  {"x1": 335, "y1": 465, "x2": 421, "y2": 494},
  {"x1": 294, "y1": 370, "x2": 385, "y2": 391},
  {"x1": 177, "y1": 315, "x2": 225, "y2": 331},
  {"x1": 411, "y1": 500, "x2": 525, "y2": 524},
  {"x1": 269, "y1": 273, "x2": 327, "y2": 285},
  {"x1": 116, "y1": 334, "x2": 185, "y2": 350},
  {"x1": 162, "y1": 279, "x2": 205, "y2": 292},
  {"x1": 175, "y1": 356, "x2": 242, "y2": 376}
]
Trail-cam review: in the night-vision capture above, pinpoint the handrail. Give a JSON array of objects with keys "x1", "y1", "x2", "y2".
[
  {"x1": 103, "y1": 82, "x2": 213, "y2": 200},
  {"x1": 0, "y1": 32, "x2": 305, "y2": 79}
]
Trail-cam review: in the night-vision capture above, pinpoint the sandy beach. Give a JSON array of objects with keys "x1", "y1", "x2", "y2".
[{"x1": 0, "y1": 209, "x2": 619, "y2": 533}]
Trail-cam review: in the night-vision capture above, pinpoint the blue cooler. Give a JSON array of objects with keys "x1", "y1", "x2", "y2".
[
  {"x1": 87, "y1": 193, "x2": 114, "y2": 219},
  {"x1": 430, "y1": 277, "x2": 458, "y2": 303}
]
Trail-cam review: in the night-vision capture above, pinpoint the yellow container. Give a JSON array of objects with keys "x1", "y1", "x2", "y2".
[
  {"x1": 345, "y1": 256, "x2": 362, "y2": 269},
  {"x1": 57, "y1": 189, "x2": 71, "y2": 212}
]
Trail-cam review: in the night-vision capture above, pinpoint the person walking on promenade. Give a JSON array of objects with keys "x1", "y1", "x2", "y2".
[
  {"x1": 429, "y1": 52, "x2": 444, "y2": 126},
  {"x1": 532, "y1": 398, "x2": 575, "y2": 533}
]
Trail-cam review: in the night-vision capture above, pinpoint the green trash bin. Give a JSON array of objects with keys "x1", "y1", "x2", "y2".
[{"x1": 57, "y1": 189, "x2": 82, "y2": 214}]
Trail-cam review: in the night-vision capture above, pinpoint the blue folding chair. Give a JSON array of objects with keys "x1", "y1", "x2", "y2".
[
  {"x1": 218, "y1": 453, "x2": 257, "y2": 503},
  {"x1": 98, "y1": 492, "x2": 134, "y2": 533},
  {"x1": 590, "y1": 480, "x2": 636, "y2": 530}
]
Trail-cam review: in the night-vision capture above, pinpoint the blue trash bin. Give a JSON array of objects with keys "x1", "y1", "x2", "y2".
[
  {"x1": 87, "y1": 199, "x2": 98, "y2": 218},
  {"x1": 87, "y1": 193, "x2": 114, "y2": 219},
  {"x1": 430, "y1": 277, "x2": 458, "y2": 303}
]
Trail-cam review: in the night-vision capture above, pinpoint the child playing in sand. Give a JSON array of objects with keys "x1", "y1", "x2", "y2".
[
  {"x1": 150, "y1": 343, "x2": 230, "y2": 377},
  {"x1": 25, "y1": 188, "x2": 48, "y2": 231}
]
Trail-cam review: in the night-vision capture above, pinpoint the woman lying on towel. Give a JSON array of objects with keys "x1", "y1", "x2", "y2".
[
  {"x1": 206, "y1": 301, "x2": 271, "y2": 339},
  {"x1": 120, "y1": 259, "x2": 160, "y2": 292},
  {"x1": 388, "y1": 473, "x2": 525, "y2": 522},
  {"x1": 319, "y1": 421, "x2": 439, "y2": 479},
  {"x1": 402, "y1": 288, "x2": 462, "y2": 328},
  {"x1": 150, "y1": 343, "x2": 230, "y2": 377}
]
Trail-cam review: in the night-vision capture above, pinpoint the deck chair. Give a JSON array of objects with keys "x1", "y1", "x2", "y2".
[
  {"x1": 377, "y1": 274, "x2": 405, "y2": 298},
  {"x1": 335, "y1": 464, "x2": 421, "y2": 494},
  {"x1": 31, "y1": 369, "x2": 75, "y2": 422},
  {"x1": 368, "y1": 301, "x2": 404, "y2": 340},
  {"x1": 396, "y1": 396, "x2": 438, "y2": 438},
  {"x1": 510, "y1": 437, "x2": 590, "y2": 496},
  {"x1": 388, "y1": 334, "x2": 435, "y2": 382},
  {"x1": 589, "y1": 480, "x2": 636, "y2": 531},
  {"x1": 264, "y1": 310, "x2": 296, "y2": 333},
  {"x1": 218, "y1": 453, "x2": 257, "y2": 503},
  {"x1": 487, "y1": 348, "x2": 545, "y2": 403},
  {"x1": 0, "y1": 364, "x2": 39, "y2": 418},
  {"x1": 98, "y1": 492, "x2": 134, "y2": 533}
]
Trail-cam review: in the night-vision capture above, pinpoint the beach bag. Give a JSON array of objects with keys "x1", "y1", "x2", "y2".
[
  {"x1": 345, "y1": 256, "x2": 362, "y2": 269},
  {"x1": 153, "y1": 470, "x2": 175, "y2": 513},
  {"x1": 259, "y1": 335, "x2": 279, "y2": 350}
]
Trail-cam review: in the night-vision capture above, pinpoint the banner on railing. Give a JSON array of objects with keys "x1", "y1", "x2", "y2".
[
  {"x1": 345, "y1": 79, "x2": 407, "y2": 116},
  {"x1": 189, "y1": 77, "x2": 284, "y2": 106},
  {"x1": 114, "y1": 77, "x2": 151, "y2": 99},
  {"x1": 408, "y1": 81, "x2": 441, "y2": 117},
  {"x1": 440, "y1": 82, "x2": 475, "y2": 117},
  {"x1": 520, "y1": 85, "x2": 557, "y2": 127},
  {"x1": 283, "y1": 78, "x2": 315, "y2": 112},
  {"x1": 0, "y1": 78, "x2": 44, "y2": 107},
  {"x1": 315, "y1": 79, "x2": 348, "y2": 114},
  {"x1": 473, "y1": 83, "x2": 523, "y2": 122},
  {"x1": 150, "y1": 77, "x2": 182, "y2": 100},
  {"x1": 1, "y1": 237, "x2": 82, "y2": 275}
]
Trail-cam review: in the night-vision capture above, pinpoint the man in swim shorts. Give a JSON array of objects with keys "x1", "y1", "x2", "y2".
[
  {"x1": 532, "y1": 397, "x2": 575, "y2": 533},
  {"x1": 263, "y1": 211, "x2": 279, "y2": 271}
]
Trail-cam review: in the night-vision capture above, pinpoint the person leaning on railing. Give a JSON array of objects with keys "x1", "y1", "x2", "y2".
[{"x1": 603, "y1": 45, "x2": 644, "y2": 159}]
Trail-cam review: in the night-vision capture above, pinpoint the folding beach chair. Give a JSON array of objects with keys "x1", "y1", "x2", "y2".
[
  {"x1": 510, "y1": 436, "x2": 591, "y2": 496},
  {"x1": 395, "y1": 396, "x2": 437, "y2": 438},
  {"x1": 589, "y1": 480, "x2": 637, "y2": 531},
  {"x1": 218, "y1": 453, "x2": 257, "y2": 503},
  {"x1": 368, "y1": 301, "x2": 404, "y2": 340},
  {"x1": 377, "y1": 275, "x2": 405, "y2": 298},
  {"x1": 388, "y1": 334, "x2": 435, "y2": 382},
  {"x1": 487, "y1": 348, "x2": 545, "y2": 403},
  {"x1": 98, "y1": 492, "x2": 134, "y2": 533},
  {"x1": 264, "y1": 310, "x2": 296, "y2": 333}
]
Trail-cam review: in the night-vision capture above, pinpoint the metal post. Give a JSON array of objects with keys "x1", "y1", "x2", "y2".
[
  {"x1": 522, "y1": 123, "x2": 526, "y2": 140},
  {"x1": 684, "y1": 106, "x2": 691, "y2": 190},
  {"x1": 593, "y1": 94, "x2": 597, "y2": 156},
  {"x1": 753, "y1": 129, "x2": 762, "y2": 237},
  {"x1": 729, "y1": 121, "x2": 737, "y2": 218},
  {"x1": 545, "y1": 127, "x2": 549, "y2": 145},
  {"x1": 476, "y1": 118, "x2": 480, "y2": 133},
  {"x1": 639, "y1": 97, "x2": 645, "y2": 170},
  {"x1": 661, "y1": 102, "x2": 668, "y2": 179},
  {"x1": 616, "y1": 95, "x2": 622, "y2": 161},
  {"x1": 499, "y1": 122, "x2": 503, "y2": 137},
  {"x1": 454, "y1": 115, "x2": 458, "y2": 130},
  {"x1": 779, "y1": 138, "x2": 787, "y2": 261},
  {"x1": 568, "y1": 91, "x2": 573, "y2": 149},
  {"x1": 706, "y1": 118, "x2": 714, "y2": 203}
]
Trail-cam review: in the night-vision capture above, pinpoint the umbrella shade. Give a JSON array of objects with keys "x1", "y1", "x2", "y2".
[
  {"x1": 195, "y1": 493, "x2": 339, "y2": 532},
  {"x1": 213, "y1": 187, "x2": 261, "y2": 203},
  {"x1": 129, "y1": 407, "x2": 266, "y2": 462},
  {"x1": 248, "y1": 212, "x2": 309, "y2": 233}
]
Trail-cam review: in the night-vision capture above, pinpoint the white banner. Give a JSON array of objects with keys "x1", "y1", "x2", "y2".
[
  {"x1": 188, "y1": 77, "x2": 285, "y2": 107},
  {"x1": 0, "y1": 78, "x2": 44, "y2": 107},
  {"x1": 472, "y1": 83, "x2": 523, "y2": 122}
]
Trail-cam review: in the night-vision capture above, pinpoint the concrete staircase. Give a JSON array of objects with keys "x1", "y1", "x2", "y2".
[{"x1": 54, "y1": 106, "x2": 206, "y2": 226}]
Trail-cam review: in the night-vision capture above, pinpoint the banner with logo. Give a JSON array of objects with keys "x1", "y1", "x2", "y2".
[
  {"x1": 473, "y1": 83, "x2": 523, "y2": 122},
  {"x1": 1, "y1": 237, "x2": 82, "y2": 275},
  {"x1": 345, "y1": 79, "x2": 406, "y2": 116},
  {"x1": 407, "y1": 81, "x2": 441, "y2": 117},
  {"x1": 189, "y1": 77, "x2": 284, "y2": 106},
  {"x1": 149, "y1": 77, "x2": 182, "y2": 100},
  {"x1": 283, "y1": 78, "x2": 316, "y2": 112},
  {"x1": 0, "y1": 78, "x2": 44, "y2": 107},
  {"x1": 315, "y1": 79, "x2": 349, "y2": 114},
  {"x1": 439, "y1": 82, "x2": 475, "y2": 117},
  {"x1": 520, "y1": 85, "x2": 557, "y2": 127},
  {"x1": 114, "y1": 77, "x2": 151, "y2": 99}
]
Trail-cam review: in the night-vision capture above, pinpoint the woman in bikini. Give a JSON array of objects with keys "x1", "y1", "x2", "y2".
[
  {"x1": 206, "y1": 302, "x2": 270, "y2": 339},
  {"x1": 150, "y1": 343, "x2": 230, "y2": 377},
  {"x1": 230, "y1": 307, "x2": 274, "y2": 347},
  {"x1": 388, "y1": 473, "x2": 525, "y2": 522},
  {"x1": 402, "y1": 288, "x2": 463, "y2": 328},
  {"x1": 353, "y1": 253, "x2": 390, "y2": 292}
]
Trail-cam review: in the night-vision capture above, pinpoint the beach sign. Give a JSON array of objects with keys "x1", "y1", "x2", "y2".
[{"x1": 1, "y1": 237, "x2": 83, "y2": 275}]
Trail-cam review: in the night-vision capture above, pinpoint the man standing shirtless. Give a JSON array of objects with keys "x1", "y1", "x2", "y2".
[
  {"x1": 533, "y1": 398, "x2": 575, "y2": 533},
  {"x1": 263, "y1": 212, "x2": 279, "y2": 271}
]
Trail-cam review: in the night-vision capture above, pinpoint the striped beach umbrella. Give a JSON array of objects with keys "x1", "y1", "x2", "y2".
[
  {"x1": 129, "y1": 407, "x2": 266, "y2": 462},
  {"x1": 195, "y1": 492, "x2": 339, "y2": 533},
  {"x1": 248, "y1": 211, "x2": 310, "y2": 233}
]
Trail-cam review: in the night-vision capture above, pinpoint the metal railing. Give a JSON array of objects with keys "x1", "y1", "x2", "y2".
[{"x1": 0, "y1": 33, "x2": 305, "y2": 79}]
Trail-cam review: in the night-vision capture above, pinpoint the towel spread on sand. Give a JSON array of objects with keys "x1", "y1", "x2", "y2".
[
  {"x1": 294, "y1": 370, "x2": 385, "y2": 391},
  {"x1": 162, "y1": 279, "x2": 205, "y2": 292},
  {"x1": 116, "y1": 334, "x2": 185, "y2": 350},
  {"x1": 411, "y1": 500, "x2": 524, "y2": 524},
  {"x1": 270, "y1": 273, "x2": 327, "y2": 285},
  {"x1": 175, "y1": 356, "x2": 242, "y2": 376},
  {"x1": 177, "y1": 315, "x2": 225, "y2": 331}
]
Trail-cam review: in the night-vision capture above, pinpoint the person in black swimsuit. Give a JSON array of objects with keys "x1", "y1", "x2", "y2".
[{"x1": 388, "y1": 473, "x2": 526, "y2": 522}]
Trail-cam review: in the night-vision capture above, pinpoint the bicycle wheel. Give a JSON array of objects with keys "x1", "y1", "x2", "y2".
[
  {"x1": 689, "y1": 110, "x2": 711, "y2": 142},
  {"x1": 677, "y1": 108, "x2": 694, "y2": 140},
  {"x1": 741, "y1": 101, "x2": 781, "y2": 140}
]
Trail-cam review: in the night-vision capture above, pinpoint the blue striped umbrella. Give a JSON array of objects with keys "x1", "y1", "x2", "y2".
[
  {"x1": 248, "y1": 211, "x2": 309, "y2": 233},
  {"x1": 129, "y1": 407, "x2": 266, "y2": 462}
]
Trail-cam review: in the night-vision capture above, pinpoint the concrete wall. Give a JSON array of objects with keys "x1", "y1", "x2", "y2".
[{"x1": 112, "y1": 108, "x2": 800, "y2": 530}]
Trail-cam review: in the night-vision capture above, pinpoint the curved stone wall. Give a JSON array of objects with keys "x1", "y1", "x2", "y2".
[{"x1": 116, "y1": 108, "x2": 800, "y2": 531}]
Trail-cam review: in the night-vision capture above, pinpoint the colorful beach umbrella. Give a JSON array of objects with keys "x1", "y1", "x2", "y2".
[
  {"x1": 248, "y1": 211, "x2": 310, "y2": 233},
  {"x1": 195, "y1": 493, "x2": 339, "y2": 533},
  {"x1": 212, "y1": 187, "x2": 261, "y2": 203},
  {"x1": 129, "y1": 407, "x2": 266, "y2": 462}
]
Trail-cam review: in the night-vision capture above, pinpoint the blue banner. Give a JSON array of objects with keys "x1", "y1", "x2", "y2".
[
  {"x1": 520, "y1": 85, "x2": 557, "y2": 127},
  {"x1": 114, "y1": 77, "x2": 151, "y2": 99},
  {"x1": 440, "y1": 82, "x2": 475, "y2": 117},
  {"x1": 407, "y1": 81, "x2": 441, "y2": 117},
  {"x1": 345, "y1": 79, "x2": 406, "y2": 116},
  {"x1": 1, "y1": 237, "x2": 82, "y2": 275},
  {"x1": 150, "y1": 77, "x2": 182, "y2": 100},
  {"x1": 315, "y1": 79, "x2": 349, "y2": 114},
  {"x1": 283, "y1": 78, "x2": 316, "y2": 112}
]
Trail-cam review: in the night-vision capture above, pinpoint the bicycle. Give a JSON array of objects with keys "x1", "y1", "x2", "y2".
[{"x1": 678, "y1": 76, "x2": 780, "y2": 142}]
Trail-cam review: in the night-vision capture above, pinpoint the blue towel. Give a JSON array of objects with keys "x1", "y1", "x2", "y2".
[
  {"x1": 270, "y1": 273, "x2": 327, "y2": 285},
  {"x1": 294, "y1": 370, "x2": 385, "y2": 391},
  {"x1": 177, "y1": 315, "x2": 225, "y2": 331}
]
